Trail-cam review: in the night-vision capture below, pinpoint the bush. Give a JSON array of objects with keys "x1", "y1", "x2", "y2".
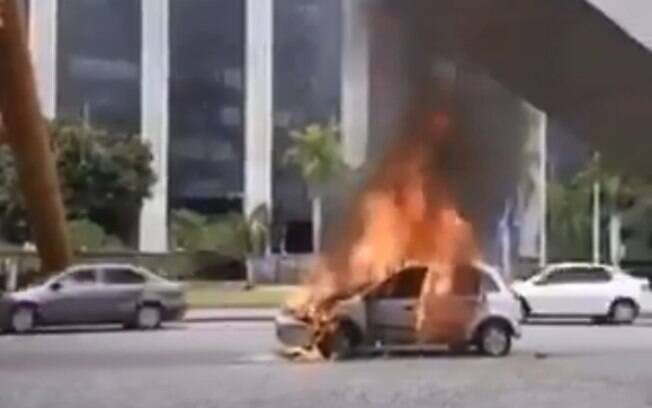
[
  {"x1": 67, "y1": 219, "x2": 124, "y2": 252},
  {"x1": 0, "y1": 119, "x2": 155, "y2": 245}
]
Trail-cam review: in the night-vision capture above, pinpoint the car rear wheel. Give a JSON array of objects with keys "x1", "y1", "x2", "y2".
[
  {"x1": 477, "y1": 322, "x2": 512, "y2": 357},
  {"x1": 11, "y1": 305, "x2": 36, "y2": 334},
  {"x1": 610, "y1": 300, "x2": 638, "y2": 325},
  {"x1": 136, "y1": 305, "x2": 162, "y2": 330}
]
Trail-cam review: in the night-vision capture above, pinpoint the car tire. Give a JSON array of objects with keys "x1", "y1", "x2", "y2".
[
  {"x1": 317, "y1": 323, "x2": 356, "y2": 361},
  {"x1": 11, "y1": 304, "x2": 36, "y2": 334},
  {"x1": 609, "y1": 299, "x2": 638, "y2": 325},
  {"x1": 477, "y1": 321, "x2": 512, "y2": 357},
  {"x1": 135, "y1": 305, "x2": 162, "y2": 330}
]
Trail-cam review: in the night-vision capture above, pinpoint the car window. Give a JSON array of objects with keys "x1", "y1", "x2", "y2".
[
  {"x1": 103, "y1": 268, "x2": 146, "y2": 284},
  {"x1": 543, "y1": 267, "x2": 612, "y2": 284},
  {"x1": 59, "y1": 269, "x2": 97, "y2": 286},
  {"x1": 374, "y1": 266, "x2": 428, "y2": 299},
  {"x1": 481, "y1": 273, "x2": 500, "y2": 293}
]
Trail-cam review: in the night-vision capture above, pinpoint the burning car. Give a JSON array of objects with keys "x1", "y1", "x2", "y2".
[{"x1": 276, "y1": 262, "x2": 521, "y2": 359}]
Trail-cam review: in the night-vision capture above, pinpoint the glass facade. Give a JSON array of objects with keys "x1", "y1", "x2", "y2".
[
  {"x1": 273, "y1": 0, "x2": 342, "y2": 252},
  {"x1": 168, "y1": 0, "x2": 245, "y2": 214},
  {"x1": 57, "y1": 0, "x2": 141, "y2": 134}
]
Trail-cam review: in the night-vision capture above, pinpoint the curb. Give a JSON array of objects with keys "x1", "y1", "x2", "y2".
[{"x1": 183, "y1": 316, "x2": 275, "y2": 323}]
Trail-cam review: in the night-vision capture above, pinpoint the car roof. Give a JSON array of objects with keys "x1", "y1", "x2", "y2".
[
  {"x1": 397, "y1": 260, "x2": 503, "y2": 278},
  {"x1": 67, "y1": 263, "x2": 143, "y2": 271},
  {"x1": 543, "y1": 262, "x2": 616, "y2": 270}
]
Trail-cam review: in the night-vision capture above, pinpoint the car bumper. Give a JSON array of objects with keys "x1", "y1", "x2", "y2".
[
  {"x1": 275, "y1": 312, "x2": 313, "y2": 349},
  {"x1": 512, "y1": 323, "x2": 523, "y2": 339},
  {"x1": 163, "y1": 302, "x2": 188, "y2": 321}
]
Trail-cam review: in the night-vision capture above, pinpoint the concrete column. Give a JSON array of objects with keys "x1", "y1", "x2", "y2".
[
  {"x1": 28, "y1": 0, "x2": 57, "y2": 119},
  {"x1": 244, "y1": 0, "x2": 273, "y2": 217},
  {"x1": 518, "y1": 103, "x2": 547, "y2": 265},
  {"x1": 341, "y1": 0, "x2": 369, "y2": 169},
  {"x1": 139, "y1": 0, "x2": 169, "y2": 253}
]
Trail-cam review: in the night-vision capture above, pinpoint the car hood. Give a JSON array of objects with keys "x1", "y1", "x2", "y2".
[
  {"x1": 8, "y1": 285, "x2": 48, "y2": 302},
  {"x1": 510, "y1": 280, "x2": 531, "y2": 293}
]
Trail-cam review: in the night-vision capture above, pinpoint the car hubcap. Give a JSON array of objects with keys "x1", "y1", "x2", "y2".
[
  {"x1": 12, "y1": 308, "x2": 34, "y2": 333},
  {"x1": 483, "y1": 327, "x2": 507, "y2": 355},
  {"x1": 614, "y1": 304, "x2": 635, "y2": 323},
  {"x1": 138, "y1": 307, "x2": 160, "y2": 329}
]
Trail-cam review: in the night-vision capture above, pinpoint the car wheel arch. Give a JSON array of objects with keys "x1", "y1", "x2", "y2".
[
  {"x1": 473, "y1": 316, "x2": 514, "y2": 342},
  {"x1": 12, "y1": 301, "x2": 39, "y2": 317},
  {"x1": 609, "y1": 297, "x2": 639, "y2": 315},
  {"x1": 337, "y1": 318, "x2": 364, "y2": 346},
  {"x1": 139, "y1": 299, "x2": 163, "y2": 310}
]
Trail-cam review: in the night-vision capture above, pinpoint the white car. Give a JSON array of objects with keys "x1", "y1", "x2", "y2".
[
  {"x1": 512, "y1": 263, "x2": 648, "y2": 324},
  {"x1": 276, "y1": 262, "x2": 522, "y2": 359}
]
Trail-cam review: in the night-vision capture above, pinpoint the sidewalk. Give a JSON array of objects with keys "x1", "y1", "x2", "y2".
[{"x1": 184, "y1": 308, "x2": 277, "y2": 323}]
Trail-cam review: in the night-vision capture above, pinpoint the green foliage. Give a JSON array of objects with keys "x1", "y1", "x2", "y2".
[
  {"x1": 170, "y1": 205, "x2": 270, "y2": 259},
  {"x1": 547, "y1": 156, "x2": 652, "y2": 260},
  {"x1": 547, "y1": 181, "x2": 592, "y2": 260},
  {"x1": 67, "y1": 218, "x2": 124, "y2": 252},
  {"x1": 0, "y1": 120, "x2": 156, "y2": 245},
  {"x1": 283, "y1": 121, "x2": 347, "y2": 194}
]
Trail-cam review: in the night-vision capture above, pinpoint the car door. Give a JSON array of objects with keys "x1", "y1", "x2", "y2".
[
  {"x1": 97, "y1": 267, "x2": 147, "y2": 322},
  {"x1": 525, "y1": 267, "x2": 612, "y2": 316},
  {"x1": 522, "y1": 267, "x2": 577, "y2": 315},
  {"x1": 39, "y1": 268, "x2": 104, "y2": 324},
  {"x1": 367, "y1": 267, "x2": 427, "y2": 345},
  {"x1": 560, "y1": 267, "x2": 614, "y2": 315}
]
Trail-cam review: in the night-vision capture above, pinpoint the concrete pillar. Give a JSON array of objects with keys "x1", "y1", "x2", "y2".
[
  {"x1": 139, "y1": 0, "x2": 169, "y2": 253},
  {"x1": 518, "y1": 103, "x2": 547, "y2": 265},
  {"x1": 341, "y1": 0, "x2": 369, "y2": 169},
  {"x1": 28, "y1": 0, "x2": 57, "y2": 119},
  {"x1": 244, "y1": 0, "x2": 273, "y2": 217}
]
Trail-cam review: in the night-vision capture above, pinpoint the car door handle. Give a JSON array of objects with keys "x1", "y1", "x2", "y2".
[{"x1": 404, "y1": 305, "x2": 415, "y2": 311}]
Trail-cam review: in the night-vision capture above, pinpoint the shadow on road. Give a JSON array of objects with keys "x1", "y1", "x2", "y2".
[
  {"x1": 2, "y1": 324, "x2": 187, "y2": 337},
  {"x1": 524, "y1": 319, "x2": 652, "y2": 327}
]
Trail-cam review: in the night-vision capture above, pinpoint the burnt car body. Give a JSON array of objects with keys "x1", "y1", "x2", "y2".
[{"x1": 276, "y1": 262, "x2": 521, "y2": 359}]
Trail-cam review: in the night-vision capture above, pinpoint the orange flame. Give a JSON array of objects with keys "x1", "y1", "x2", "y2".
[{"x1": 287, "y1": 107, "x2": 481, "y2": 346}]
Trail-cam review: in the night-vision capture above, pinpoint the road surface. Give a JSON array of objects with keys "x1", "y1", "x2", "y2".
[{"x1": 2, "y1": 321, "x2": 652, "y2": 408}]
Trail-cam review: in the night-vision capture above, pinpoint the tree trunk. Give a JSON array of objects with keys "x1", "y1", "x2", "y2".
[
  {"x1": 609, "y1": 212, "x2": 623, "y2": 266},
  {"x1": 312, "y1": 196, "x2": 322, "y2": 253},
  {"x1": 245, "y1": 257, "x2": 256, "y2": 289},
  {"x1": 0, "y1": 0, "x2": 73, "y2": 273}
]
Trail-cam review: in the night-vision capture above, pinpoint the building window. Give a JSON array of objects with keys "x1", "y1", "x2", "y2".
[
  {"x1": 168, "y1": 0, "x2": 245, "y2": 215},
  {"x1": 273, "y1": 0, "x2": 342, "y2": 252},
  {"x1": 57, "y1": 0, "x2": 141, "y2": 134}
]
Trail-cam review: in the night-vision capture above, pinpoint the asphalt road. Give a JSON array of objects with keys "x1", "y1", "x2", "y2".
[{"x1": 2, "y1": 321, "x2": 652, "y2": 408}]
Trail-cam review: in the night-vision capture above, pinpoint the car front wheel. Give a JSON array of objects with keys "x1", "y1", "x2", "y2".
[
  {"x1": 11, "y1": 305, "x2": 36, "y2": 334},
  {"x1": 317, "y1": 323, "x2": 356, "y2": 361},
  {"x1": 477, "y1": 322, "x2": 512, "y2": 357}
]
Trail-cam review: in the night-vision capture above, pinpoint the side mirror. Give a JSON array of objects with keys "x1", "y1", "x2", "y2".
[{"x1": 49, "y1": 282, "x2": 62, "y2": 291}]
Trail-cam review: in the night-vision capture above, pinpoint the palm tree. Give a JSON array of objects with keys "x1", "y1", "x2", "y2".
[
  {"x1": 284, "y1": 121, "x2": 347, "y2": 253},
  {"x1": 550, "y1": 156, "x2": 648, "y2": 264},
  {"x1": 576, "y1": 156, "x2": 644, "y2": 264},
  {"x1": 546, "y1": 181, "x2": 592, "y2": 260}
]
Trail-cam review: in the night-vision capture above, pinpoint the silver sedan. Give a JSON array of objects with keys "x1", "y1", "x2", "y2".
[{"x1": 2, "y1": 264, "x2": 187, "y2": 334}]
